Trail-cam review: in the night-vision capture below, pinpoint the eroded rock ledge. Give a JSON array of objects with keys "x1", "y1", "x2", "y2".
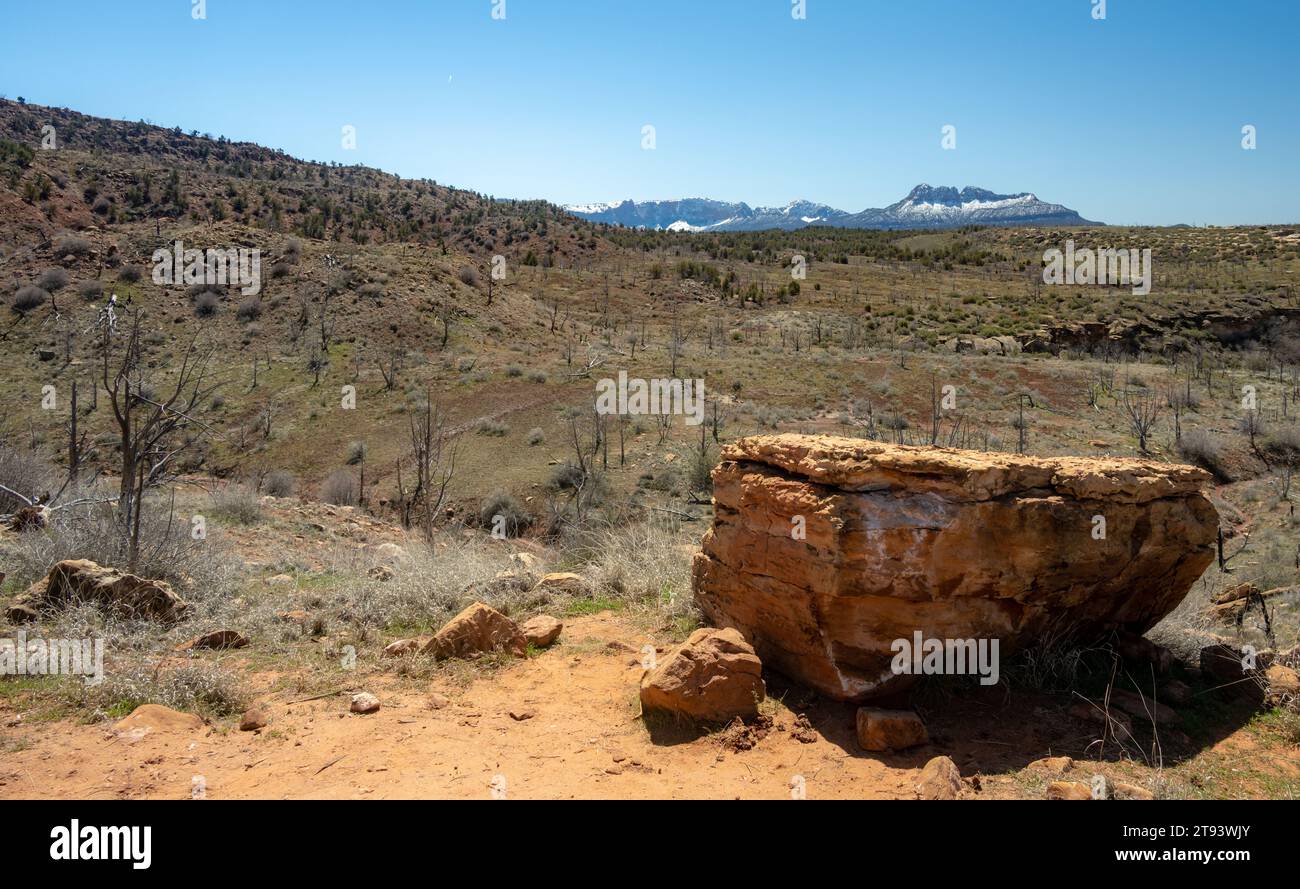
[{"x1": 692, "y1": 434, "x2": 1219, "y2": 702}]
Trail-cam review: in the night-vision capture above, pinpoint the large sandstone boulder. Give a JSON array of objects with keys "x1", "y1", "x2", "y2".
[
  {"x1": 639, "y1": 627, "x2": 765, "y2": 723},
  {"x1": 693, "y1": 435, "x2": 1218, "y2": 702},
  {"x1": 7, "y1": 559, "x2": 189, "y2": 623}
]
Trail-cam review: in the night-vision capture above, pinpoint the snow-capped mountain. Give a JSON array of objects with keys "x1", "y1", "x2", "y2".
[{"x1": 563, "y1": 185, "x2": 1096, "y2": 231}]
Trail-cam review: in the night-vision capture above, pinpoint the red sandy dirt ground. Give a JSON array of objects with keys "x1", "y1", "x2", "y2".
[{"x1": 0, "y1": 612, "x2": 938, "y2": 800}]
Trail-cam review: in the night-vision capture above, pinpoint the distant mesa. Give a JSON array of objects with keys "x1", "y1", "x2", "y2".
[{"x1": 564, "y1": 184, "x2": 1098, "y2": 232}]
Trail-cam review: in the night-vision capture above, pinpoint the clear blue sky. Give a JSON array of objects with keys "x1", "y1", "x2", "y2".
[{"x1": 2, "y1": 0, "x2": 1296, "y2": 225}]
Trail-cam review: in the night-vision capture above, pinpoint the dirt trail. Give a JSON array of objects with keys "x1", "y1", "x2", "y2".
[{"x1": 0, "y1": 613, "x2": 924, "y2": 800}]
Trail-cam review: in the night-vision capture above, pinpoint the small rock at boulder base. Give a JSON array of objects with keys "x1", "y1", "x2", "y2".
[
  {"x1": 1109, "y1": 688, "x2": 1181, "y2": 725},
  {"x1": 239, "y1": 708, "x2": 269, "y2": 731},
  {"x1": 367, "y1": 565, "x2": 395, "y2": 582},
  {"x1": 1161, "y1": 679, "x2": 1193, "y2": 706},
  {"x1": 639, "y1": 627, "x2": 765, "y2": 724},
  {"x1": 9, "y1": 559, "x2": 189, "y2": 623},
  {"x1": 382, "y1": 639, "x2": 421, "y2": 658},
  {"x1": 174, "y1": 629, "x2": 249, "y2": 652},
  {"x1": 423, "y1": 602, "x2": 527, "y2": 660},
  {"x1": 1115, "y1": 632, "x2": 1174, "y2": 674},
  {"x1": 520, "y1": 615, "x2": 563, "y2": 648},
  {"x1": 693, "y1": 435, "x2": 1218, "y2": 702},
  {"x1": 350, "y1": 692, "x2": 381, "y2": 714},
  {"x1": 855, "y1": 707, "x2": 929, "y2": 752},
  {"x1": 114, "y1": 704, "x2": 204, "y2": 736},
  {"x1": 1045, "y1": 781, "x2": 1094, "y2": 800},
  {"x1": 916, "y1": 756, "x2": 963, "y2": 800},
  {"x1": 1200, "y1": 643, "x2": 1268, "y2": 702}
]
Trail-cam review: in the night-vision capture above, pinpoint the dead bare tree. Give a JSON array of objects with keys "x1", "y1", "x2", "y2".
[
  {"x1": 1120, "y1": 389, "x2": 1163, "y2": 455},
  {"x1": 100, "y1": 310, "x2": 220, "y2": 570},
  {"x1": 399, "y1": 390, "x2": 457, "y2": 538}
]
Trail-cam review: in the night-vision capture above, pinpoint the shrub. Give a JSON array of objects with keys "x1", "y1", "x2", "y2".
[
  {"x1": 319, "y1": 469, "x2": 358, "y2": 506},
  {"x1": 78, "y1": 279, "x2": 103, "y2": 301},
  {"x1": 477, "y1": 419, "x2": 508, "y2": 437},
  {"x1": 479, "y1": 491, "x2": 532, "y2": 537},
  {"x1": 11, "y1": 285, "x2": 48, "y2": 314},
  {"x1": 0, "y1": 446, "x2": 54, "y2": 513},
  {"x1": 37, "y1": 268, "x2": 69, "y2": 291},
  {"x1": 209, "y1": 483, "x2": 262, "y2": 525},
  {"x1": 549, "y1": 461, "x2": 586, "y2": 491},
  {"x1": 194, "y1": 291, "x2": 220, "y2": 317},
  {"x1": 118, "y1": 266, "x2": 142, "y2": 284},
  {"x1": 1180, "y1": 428, "x2": 1231, "y2": 481},
  {"x1": 53, "y1": 234, "x2": 91, "y2": 256},
  {"x1": 235, "y1": 295, "x2": 261, "y2": 321},
  {"x1": 346, "y1": 440, "x2": 367, "y2": 465},
  {"x1": 526, "y1": 427, "x2": 545, "y2": 446},
  {"x1": 61, "y1": 659, "x2": 246, "y2": 720},
  {"x1": 263, "y1": 470, "x2": 296, "y2": 497},
  {"x1": 458, "y1": 266, "x2": 479, "y2": 287}
]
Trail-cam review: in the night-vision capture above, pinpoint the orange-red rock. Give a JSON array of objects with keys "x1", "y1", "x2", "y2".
[{"x1": 693, "y1": 435, "x2": 1218, "y2": 701}]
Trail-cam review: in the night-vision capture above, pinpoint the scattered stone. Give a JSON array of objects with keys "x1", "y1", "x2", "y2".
[
  {"x1": 1115, "y1": 632, "x2": 1175, "y2": 674},
  {"x1": 350, "y1": 692, "x2": 381, "y2": 714},
  {"x1": 423, "y1": 602, "x2": 527, "y2": 660},
  {"x1": 1114, "y1": 781, "x2": 1155, "y2": 800},
  {"x1": 368, "y1": 565, "x2": 395, "y2": 582},
  {"x1": 7, "y1": 505, "x2": 49, "y2": 532},
  {"x1": 520, "y1": 615, "x2": 563, "y2": 648},
  {"x1": 693, "y1": 435, "x2": 1217, "y2": 701},
  {"x1": 1027, "y1": 755, "x2": 1074, "y2": 775},
  {"x1": 790, "y1": 713, "x2": 818, "y2": 744},
  {"x1": 239, "y1": 708, "x2": 269, "y2": 731},
  {"x1": 639, "y1": 627, "x2": 765, "y2": 724},
  {"x1": 511, "y1": 552, "x2": 541, "y2": 571},
  {"x1": 9, "y1": 559, "x2": 189, "y2": 623},
  {"x1": 1045, "y1": 781, "x2": 1094, "y2": 800},
  {"x1": 1068, "y1": 700, "x2": 1135, "y2": 741},
  {"x1": 1110, "y1": 688, "x2": 1181, "y2": 725},
  {"x1": 382, "y1": 639, "x2": 421, "y2": 658},
  {"x1": 276, "y1": 610, "x2": 309, "y2": 623},
  {"x1": 855, "y1": 707, "x2": 928, "y2": 753},
  {"x1": 1161, "y1": 679, "x2": 1193, "y2": 706},
  {"x1": 508, "y1": 708, "x2": 535, "y2": 721},
  {"x1": 719, "y1": 714, "x2": 774, "y2": 752},
  {"x1": 265, "y1": 574, "x2": 295, "y2": 587},
  {"x1": 1265, "y1": 664, "x2": 1299, "y2": 706},
  {"x1": 174, "y1": 629, "x2": 249, "y2": 652},
  {"x1": 531, "y1": 572, "x2": 588, "y2": 597},
  {"x1": 1200, "y1": 643, "x2": 1267, "y2": 702},
  {"x1": 916, "y1": 755, "x2": 963, "y2": 800},
  {"x1": 427, "y1": 692, "x2": 451, "y2": 710},
  {"x1": 114, "y1": 704, "x2": 204, "y2": 736},
  {"x1": 372, "y1": 542, "x2": 409, "y2": 564}
]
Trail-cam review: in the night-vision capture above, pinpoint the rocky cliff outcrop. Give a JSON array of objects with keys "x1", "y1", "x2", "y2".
[{"x1": 692, "y1": 435, "x2": 1218, "y2": 701}]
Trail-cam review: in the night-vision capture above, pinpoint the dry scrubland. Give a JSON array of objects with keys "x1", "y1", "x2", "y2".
[{"x1": 0, "y1": 99, "x2": 1297, "y2": 798}]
